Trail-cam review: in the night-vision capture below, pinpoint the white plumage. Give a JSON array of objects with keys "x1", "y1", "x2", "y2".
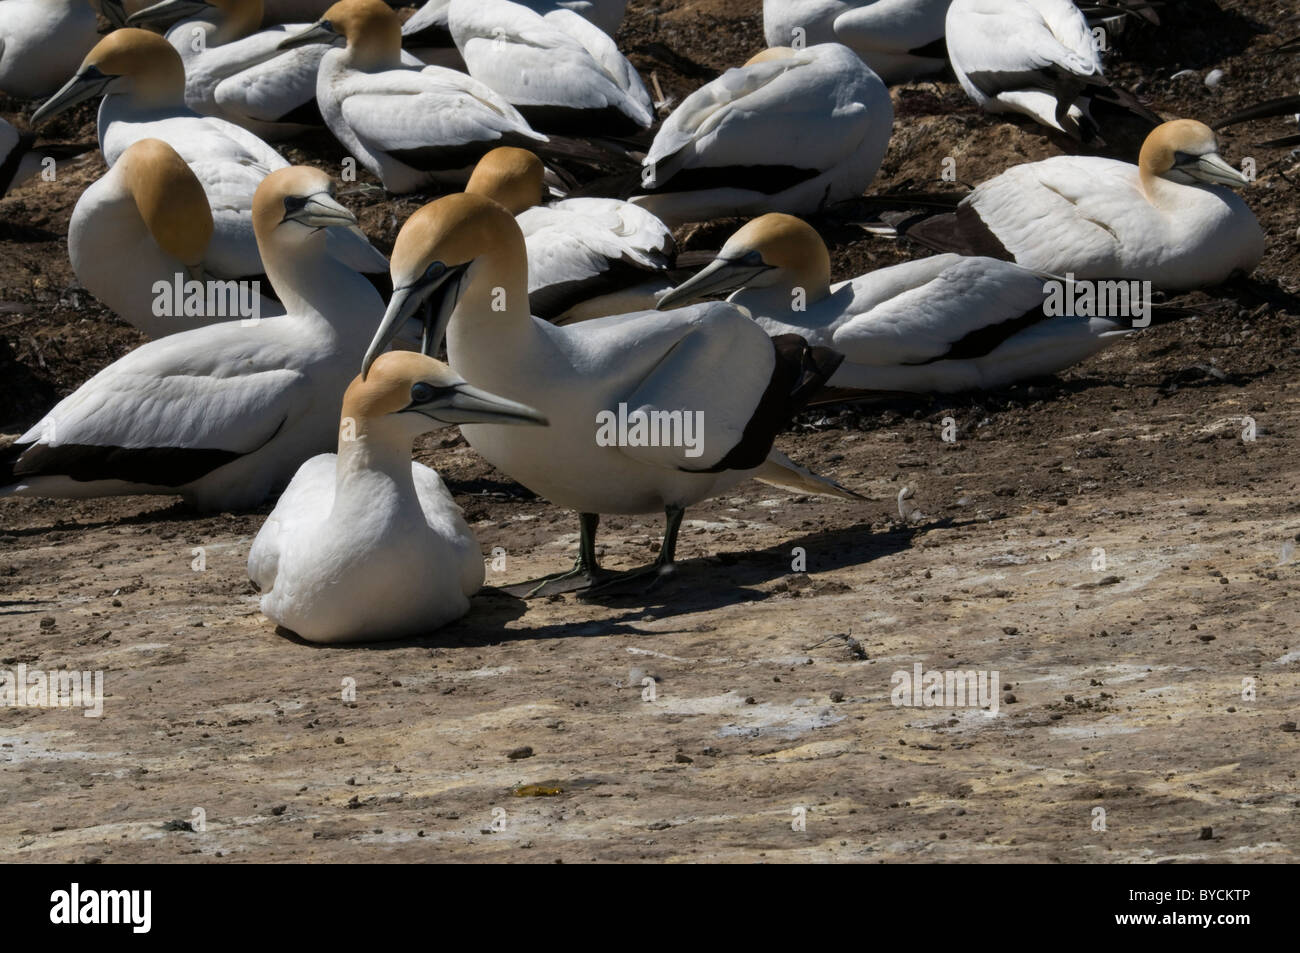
[
  {"x1": 448, "y1": 0, "x2": 652, "y2": 135},
  {"x1": 762, "y1": 0, "x2": 951, "y2": 84},
  {"x1": 946, "y1": 0, "x2": 1107, "y2": 138},
  {"x1": 659, "y1": 214, "x2": 1135, "y2": 393},
  {"x1": 280, "y1": 0, "x2": 547, "y2": 194},
  {"x1": 32, "y1": 27, "x2": 388, "y2": 280},
  {"x1": 0, "y1": 0, "x2": 99, "y2": 100},
  {"x1": 248, "y1": 351, "x2": 547, "y2": 643},
  {"x1": 2, "y1": 167, "x2": 384, "y2": 511},
  {"x1": 907, "y1": 120, "x2": 1265, "y2": 290},
  {"x1": 631, "y1": 43, "x2": 893, "y2": 226}
]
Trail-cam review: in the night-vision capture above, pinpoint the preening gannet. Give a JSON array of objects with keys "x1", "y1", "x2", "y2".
[
  {"x1": 0, "y1": 0, "x2": 99, "y2": 100},
  {"x1": 32, "y1": 27, "x2": 388, "y2": 282},
  {"x1": 126, "y1": 0, "x2": 332, "y2": 139},
  {"x1": 762, "y1": 0, "x2": 951, "y2": 84},
  {"x1": 1, "y1": 167, "x2": 386, "y2": 511},
  {"x1": 465, "y1": 147, "x2": 674, "y2": 322},
  {"x1": 904, "y1": 119, "x2": 1265, "y2": 290},
  {"x1": 631, "y1": 44, "x2": 893, "y2": 226},
  {"x1": 360, "y1": 193, "x2": 849, "y2": 593},
  {"x1": 247, "y1": 351, "x2": 547, "y2": 643},
  {"x1": 278, "y1": 0, "x2": 547, "y2": 194},
  {"x1": 659, "y1": 213, "x2": 1137, "y2": 393},
  {"x1": 946, "y1": 0, "x2": 1157, "y2": 140},
  {"x1": 70, "y1": 138, "x2": 285, "y2": 336},
  {"x1": 447, "y1": 0, "x2": 652, "y2": 135}
]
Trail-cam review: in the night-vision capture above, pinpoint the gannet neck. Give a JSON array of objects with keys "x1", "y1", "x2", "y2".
[
  {"x1": 744, "y1": 46, "x2": 797, "y2": 67},
  {"x1": 334, "y1": 427, "x2": 419, "y2": 502},
  {"x1": 327, "y1": 0, "x2": 402, "y2": 71},
  {"x1": 465, "y1": 148, "x2": 546, "y2": 216},
  {"x1": 119, "y1": 137, "x2": 212, "y2": 267}
]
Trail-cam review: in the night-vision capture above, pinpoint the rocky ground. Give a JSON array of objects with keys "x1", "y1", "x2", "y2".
[{"x1": 1, "y1": 0, "x2": 1297, "y2": 862}]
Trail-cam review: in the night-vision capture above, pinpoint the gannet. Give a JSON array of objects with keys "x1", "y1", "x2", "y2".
[
  {"x1": 1, "y1": 167, "x2": 386, "y2": 511},
  {"x1": 125, "y1": 0, "x2": 331, "y2": 139},
  {"x1": 658, "y1": 213, "x2": 1137, "y2": 393},
  {"x1": 247, "y1": 351, "x2": 547, "y2": 643},
  {"x1": 447, "y1": 0, "x2": 652, "y2": 135},
  {"x1": 465, "y1": 147, "x2": 674, "y2": 322},
  {"x1": 762, "y1": 0, "x2": 950, "y2": 84},
  {"x1": 0, "y1": 0, "x2": 99, "y2": 99},
  {"x1": 70, "y1": 138, "x2": 286, "y2": 336},
  {"x1": 946, "y1": 0, "x2": 1157, "y2": 140},
  {"x1": 630, "y1": 44, "x2": 893, "y2": 226},
  {"x1": 903, "y1": 119, "x2": 1265, "y2": 290},
  {"x1": 32, "y1": 27, "x2": 388, "y2": 282},
  {"x1": 278, "y1": 0, "x2": 548, "y2": 194},
  {"x1": 360, "y1": 193, "x2": 849, "y2": 592},
  {"x1": 405, "y1": 0, "x2": 627, "y2": 62}
]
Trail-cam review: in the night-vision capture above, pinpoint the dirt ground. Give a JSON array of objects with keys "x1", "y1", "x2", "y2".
[{"x1": 2, "y1": 0, "x2": 1298, "y2": 863}]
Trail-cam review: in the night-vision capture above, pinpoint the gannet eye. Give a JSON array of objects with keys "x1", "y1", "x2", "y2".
[{"x1": 410, "y1": 382, "x2": 436, "y2": 404}]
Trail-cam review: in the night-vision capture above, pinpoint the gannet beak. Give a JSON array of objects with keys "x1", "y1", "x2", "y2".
[
  {"x1": 413, "y1": 383, "x2": 548, "y2": 428},
  {"x1": 283, "y1": 191, "x2": 357, "y2": 230},
  {"x1": 278, "y1": 19, "x2": 342, "y2": 51},
  {"x1": 127, "y1": 0, "x2": 212, "y2": 26},
  {"x1": 1185, "y1": 151, "x2": 1251, "y2": 187},
  {"x1": 362, "y1": 262, "x2": 469, "y2": 379},
  {"x1": 655, "y1": 254, "x2": 768, "y2": 310},
  {"x1": 32, "y1": 66, "x2": 113, "y2": 127}
]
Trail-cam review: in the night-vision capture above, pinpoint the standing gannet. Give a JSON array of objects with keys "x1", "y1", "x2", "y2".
[
  {"x1": 359, "y1": 193, "x2": 847, "y2": 592},
  {"x1": 0, "y1": 0, "x2": 99, "y2": 99},
  {"x1": 465, "y1": 147, "x2": 674, "y2": 322},
  {"x1": 70, "y1": 138, "x2": 286, "y2": 336},
  {"x1": 630, "y1": 44, "x2": 893, "y2": 226},
  {"x1": 904, "y1": 120, "x2": 1265, "y2": 290},
  {"x1": 248, "y1": 351, "x2": 547, "y2": 643},
  {"x1": 658, "y1": 214, "x2": 1138, "y2": 393},
  {"x1": 278, "y1": 0, "x2": 547, "y2": 194},
  {"x1": 946, "y1": 0, "x2": 1156, "y2": 140},
  {"x1": 762, "y1": 0, "x2": 951, "y2": 84},
  {"x1": 32, "y1": 27, "x2": 388, "y2": 281},
  {"x1": 1, "y1": 167, "x2": 386, "y2": 511},
  {"x1": 447, "y1": 0, "x2": 652, "y2": 135}
]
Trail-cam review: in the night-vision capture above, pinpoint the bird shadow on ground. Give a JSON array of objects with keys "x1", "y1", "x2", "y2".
[
  {"x1": 1, "y1": 498, "x2": 269, "y2": 536},
  {"x1": 309, "y1": 516, "x2": 985, "y2": 652}
]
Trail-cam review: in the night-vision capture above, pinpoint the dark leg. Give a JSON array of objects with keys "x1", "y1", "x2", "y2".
[
  {"x1": 506, "y1": 512, "x2": 610, "y2": 598},
  {"x1": 579, "y1": 504, "x2": 686, "y2": 598}
]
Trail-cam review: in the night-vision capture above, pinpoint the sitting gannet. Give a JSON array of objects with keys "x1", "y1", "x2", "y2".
[
  {"x1": 946, "y1": 0, "x2": 1157, "y2": 140},
  {"x1": 658, "y1": 214, "x2": 1138, "y2": 393},
  {"x1": 465, "y1": 147, "x2": 674, "y2": 322},
  {"x1": 32, "y1": 27, "x2": 389, "y2": 280},
  {"x1": 278, "y1": 0, "x2": 547, "y2": 194},
  {"x1": 631, "y1": 44, "x2": 893, "y2": 226},
  {"x1": 447, "y1": 0, "x2": 652, "y2": 135},
  {"x1": 0, "y1": 0, "x2": 99, "y2": 100},
  {"x1": 70, "y1": 138, "x2": 284, "y2": 336},
  {"x1": 125, "y1": 0, "x2": 332, "y2": 139},
  {"x1": 903, "y1": 119, "x2": 1265, "y2": 290},
  {"x1": 360, "y1": 193, "x2": 849, "y2": 593},
  {"x1": 762, "y1": 0, "x2": 951, "y2": 84},
  {"x1": 248, "y1": 351, "x2": 547, "y2": 643},
  {"x1": 1, "y1": 167, "x2": 385, "y2": 511}
]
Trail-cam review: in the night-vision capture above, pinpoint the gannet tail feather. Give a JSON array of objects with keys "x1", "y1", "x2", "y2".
[{"x1": 755, "y1": 449, "x2": 864, "y2": 502}]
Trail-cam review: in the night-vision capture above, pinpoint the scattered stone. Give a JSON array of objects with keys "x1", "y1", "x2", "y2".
[{"x1": 507, "y1": 746, "x2": 534, "y2": 760}]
